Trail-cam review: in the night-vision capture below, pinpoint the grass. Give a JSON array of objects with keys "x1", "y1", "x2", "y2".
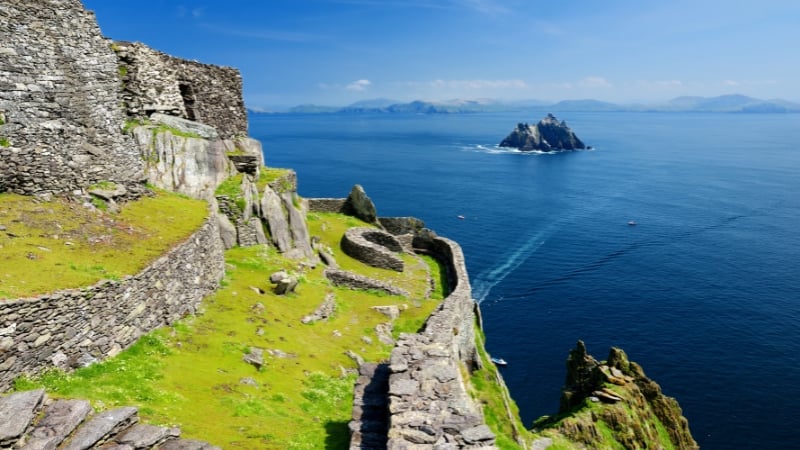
[
  {"x1": 0, "y1": 190, "x2": 208, "y2": 300},
  {"x1": 0, "y1": 137, "x2": 9, "y2": 147},
  {"x1": 468, "y1": 327, "x2": 533, "y2": 449},
  {"x1": 15, "y1": 212, "x2": 446, "y2": 448},
  {"x1": 257, "y1": 168, "x2": 293, "y2": 193},
  {"x1": 215, "y1": 174, "x2": 244, "y2": 198}
]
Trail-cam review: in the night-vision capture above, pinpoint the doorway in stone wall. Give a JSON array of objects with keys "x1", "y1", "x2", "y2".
[{"x1": 179, "y1": 82, "x2": 197, "y2": 121}]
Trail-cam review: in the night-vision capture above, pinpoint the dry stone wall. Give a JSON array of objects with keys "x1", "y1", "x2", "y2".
[
  {"x1": 0, "y1": 216, "x2": 225, "y2": 391},
  {"x1": 0, "y1": 0, "x2": 144, "y2": 195},
  {"x1": 114, "y1": 42, "x2": 247, "y2": 139},
  {"x1": 349, "y1": 230, "x2": 495, "y2": 449}
]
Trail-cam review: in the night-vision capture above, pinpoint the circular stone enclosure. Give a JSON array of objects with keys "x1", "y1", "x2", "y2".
[{"x1": 341, "y1": 227, "x2": 404, "y2": 272}]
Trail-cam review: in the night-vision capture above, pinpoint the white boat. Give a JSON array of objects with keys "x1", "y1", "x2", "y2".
[
  {"x1": 628, "y1": 220, "x2": 637, "y2": 226},
  {"x1": 491, "y1": 357, "x2": 507, "y2": 366}
]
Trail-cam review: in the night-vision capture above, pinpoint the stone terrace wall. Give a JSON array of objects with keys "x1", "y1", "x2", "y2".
[
  {"x1": 0, "y1": 0, "x2": 144, "y2": 195},
  {"x1": 0, "y1": 216, "x2": 225, "y2": 391},
  {"x1": 114, "y1": 42, "x2": 247, "y2": 139}
]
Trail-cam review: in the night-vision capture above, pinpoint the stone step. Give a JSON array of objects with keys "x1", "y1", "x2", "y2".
[
  {"x1": 61, "y1": 406, "x2": 139, "y2": 450},
  {"x1": 0, "y1": 390, "x2": 221, "y2": 450},
  {"x1": 0, "y1": 389, "x2": 45, "y2": 447},
  {"x1": 22, "y1": 398, "x2": 92, "y2": 450}
]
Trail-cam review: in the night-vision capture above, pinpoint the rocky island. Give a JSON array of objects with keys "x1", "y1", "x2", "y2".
[
  {"x1": 499, "y1": 113, "x2": 587, "y2": 152},
  {"x1": 0, "y1": 1, "x2": 693, "y2": 448}
]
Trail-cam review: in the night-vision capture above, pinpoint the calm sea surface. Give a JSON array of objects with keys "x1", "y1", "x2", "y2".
[{"x1": 250, "y1": 111, "x2": 800, "y2": 449}]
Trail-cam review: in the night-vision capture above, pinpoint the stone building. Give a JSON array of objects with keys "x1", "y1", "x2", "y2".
[{"x1": 114, "y1": 42, "x2": 247, "y2": 139}]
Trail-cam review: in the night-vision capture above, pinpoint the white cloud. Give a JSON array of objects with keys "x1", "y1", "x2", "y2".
[
  {"x1": 346, "y1": 79, "x2": 372, "y2": 91},
  {"x1": 723, "y1": 79, "x2": 740, "y2": 87}
]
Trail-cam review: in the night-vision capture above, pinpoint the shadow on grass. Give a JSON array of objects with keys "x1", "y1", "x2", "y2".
[{"x1": 324, "y1": 420, "x2": 351, "y2": 449}]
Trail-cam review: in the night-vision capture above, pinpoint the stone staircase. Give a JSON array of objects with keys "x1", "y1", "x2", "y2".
[
  {"x1": 349, "y1": 363, "x2": 390, "y2": 450},
  {"x1": 0, "y1": 389, "x2": 219, "y2": 449}
]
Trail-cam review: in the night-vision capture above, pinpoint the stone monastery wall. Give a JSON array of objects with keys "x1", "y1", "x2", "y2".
[
  {"x1": 115, "y1": 42, "x2": 247, "y2": 139},
  {"x1": 0, "y1": 0, "x2": 143, "y2": 195},
  {"x1": 0, "y1": 217, "x2": 225, "y2": 391}
]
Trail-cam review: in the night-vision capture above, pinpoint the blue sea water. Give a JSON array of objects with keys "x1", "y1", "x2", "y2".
[{"x1": 249, "y1": 111, "x2": 800, "y2": 449}]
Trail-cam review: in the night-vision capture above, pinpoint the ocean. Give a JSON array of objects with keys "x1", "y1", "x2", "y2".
[{"x1": 249, "y1": 111, "x2": 800, "y2": 449}]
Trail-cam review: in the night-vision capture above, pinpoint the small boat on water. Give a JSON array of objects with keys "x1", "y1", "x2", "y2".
[
  {"x1": 628, "y1": 220, "x2": 637, "y2": 226},
  {"x1": 457, "y1": 215, "x2": 465, "y2": 220},
  {"x1": 491, "y1": 357, "x2": 507, "y2": 366}
]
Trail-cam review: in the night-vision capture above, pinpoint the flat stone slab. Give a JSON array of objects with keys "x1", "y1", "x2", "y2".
[
  {"x1": 0, "y1": 388, "x2": 45, "y2": 446},
  {"x1": 25, "y1": 398, "x2": 92, "y2": 450},
  {"x1": 115, "y1": 423, "x2": 177, "y2": 448},
  {"x1": 61, "y1": 406, "x2": 138, "y2": 450},
  {"x1": 158, "y1": 439, "x2": 222, "y2": 450}
]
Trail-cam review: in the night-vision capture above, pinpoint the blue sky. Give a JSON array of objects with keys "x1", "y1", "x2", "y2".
[{"x1": 82, "y1": 0, "x2": 800, "y2": 108}]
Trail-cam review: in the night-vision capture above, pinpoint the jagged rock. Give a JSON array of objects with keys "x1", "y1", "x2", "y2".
[
  {"x1": 242, "y1": 347, "x2": 264, "y2": 370},
  {"x1": 281, "y1": 191, "x2": 314, "y2": 259},
  {"x1": 499, "y1": 113, "x2": 586, "y2": 152},
  {"x1": 260, "y1": 187, "x2": 292, "y2": 252},
  {"x1": 560, "y1": 340, "x2": 601, "y2": 412},
  {"x1": 0, "y1": 389, "x2": 45, "y2": 446},
  {"x1": 24, "y1": 399, "x2": 92, "y2": 450},
  {"x1": 150, "y1": 113, "x2": 219, "y2": 139},
  {"x1": 61, "y1": 406, "x2": 138, "y2": 450},
  {"x1": 342, "y1": 184, "x2": 378, "y2": 224},
  {"x1": 216, "y1": 213, "x2": 237, "y2": 249}
]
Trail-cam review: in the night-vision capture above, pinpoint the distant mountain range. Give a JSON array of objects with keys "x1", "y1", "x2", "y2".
[{"x1": 249, "y1": 95, "x2": 800, "y2": 115}]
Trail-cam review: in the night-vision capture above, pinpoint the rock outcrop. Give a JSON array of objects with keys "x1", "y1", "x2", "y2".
[
  {"x1": 499, "y1": 113, "x2": 586, "y2": 152},
  {"x1": 535, "y1": 341, "x2": 698, "y2": 450}
]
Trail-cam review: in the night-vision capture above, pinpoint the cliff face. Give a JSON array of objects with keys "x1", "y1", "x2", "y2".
[
  {"x1": 499, "y1": 113, "x2": 586, "y2": 152},
  {"x1": 535, "y1": 341, "x2": 698, "y2": 450}
]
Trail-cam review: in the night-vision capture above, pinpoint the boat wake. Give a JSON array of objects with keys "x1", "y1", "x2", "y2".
[
  {"x1": 472, "y1": 232, "x2": 548, "y2": 304},
  {"x1": 464, "y1": 144, "x2": 596, "y2": 155}
]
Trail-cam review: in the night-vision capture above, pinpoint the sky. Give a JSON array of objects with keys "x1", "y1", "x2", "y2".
[{"x1": 81, "y1": 0, "x2": 800, "y2": 109}]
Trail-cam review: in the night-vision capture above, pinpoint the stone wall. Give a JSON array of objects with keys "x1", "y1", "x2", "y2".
[
  {"x1": 341, "y1": 227, "x2": 405, "y2": 272},
  {"x1": 114, "y1": 42, "x2": 247, "y2": 139},
  {"x1": 350, "y1": 231, "x2": 495, "y2": 449},
  {"x1": 308, "y1": 198, "x2": 347, "y2": 213},
  {"x1": 0, "y1": 215, "x2": 225, "y2": 391},
  {"x1": 0, "y1": 0, "x2": 144, "y2": 195}
]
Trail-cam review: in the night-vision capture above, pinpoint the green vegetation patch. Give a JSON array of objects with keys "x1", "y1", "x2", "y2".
[
  {"x1": 257, "y1": 167, "x2": 293, "y2": 193},
  {"x1": 16, "y1": 212, "x2": 446, "y2": 448},
  {"x1": 0, "y1": 190, "x2": 208, "y2": 300},
  {"x1": 468, "y1": 327, "x2": 533, "y2": 449},
  {"x1": 0, "y1": 137, "x2": 9, "y2": 147}
]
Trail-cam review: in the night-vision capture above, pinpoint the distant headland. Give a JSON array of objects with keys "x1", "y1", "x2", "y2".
[{"x1": 252, "y1": 94, "x2": 800, "y2": 115}]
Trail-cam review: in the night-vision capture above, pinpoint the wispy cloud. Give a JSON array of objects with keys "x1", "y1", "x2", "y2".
[
  {"x1": 346, "y1": 79, "x2": 372, "y2": 91},
  {"x1": 580, "y1": 76, "x2": 612, "y2": 88},
  {"x1": 723, "y1": 79, "x2": 740, "y2": 87}
]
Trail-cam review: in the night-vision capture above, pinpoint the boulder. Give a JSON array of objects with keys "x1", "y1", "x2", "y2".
[
  {"x1": 342, "y1": 184, "x2": 378, "y2": 224},
  {"x1": 243, "y1": 347, "x2": 264, "y2": 370},
  {"x1": 269, "y1": 270, "x2": 298, "y2": 295},
  {"x1": 499, "y1": 113, "x2": 586, "y2": 152}
]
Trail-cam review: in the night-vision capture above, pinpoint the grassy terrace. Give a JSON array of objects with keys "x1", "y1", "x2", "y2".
[
  {"x1": 15, "y1": 211, "x2": 447, "y2": 449},
  {"x1": 0, "y1": 190, "x2": 208, "y2": 300}
]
